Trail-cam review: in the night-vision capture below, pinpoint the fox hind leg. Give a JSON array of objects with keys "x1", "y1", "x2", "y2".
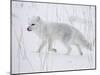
[
  {"x1": 62, "y1": 40, "x2": 72, "y2": 55},
  {"x1": 65, "y1": 45, "x2": 72, "y2": 55}
]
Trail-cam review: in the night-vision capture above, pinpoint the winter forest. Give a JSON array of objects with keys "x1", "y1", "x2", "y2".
[{"x1": 12, "y1": 1, "x2": 96, "y2": 74}]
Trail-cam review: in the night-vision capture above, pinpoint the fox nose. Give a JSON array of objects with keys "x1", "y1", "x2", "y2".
[{"x1": 27, "y1": 27, "x2": 32, "y2": 31}]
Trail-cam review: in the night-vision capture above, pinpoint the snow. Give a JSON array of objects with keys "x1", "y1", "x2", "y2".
[{"x1": 12, "y1": 1, "x2": 96, "y2": 74}]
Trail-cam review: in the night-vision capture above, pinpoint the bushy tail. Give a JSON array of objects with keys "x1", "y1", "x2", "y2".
[
  {"x1": 75, "y1": 30, "x2": 93, "y2": 51},
  {"x1": 79, "y1": 36, "x2": 92, "y2": 51}
]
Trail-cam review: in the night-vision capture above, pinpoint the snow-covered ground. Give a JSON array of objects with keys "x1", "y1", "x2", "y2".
[{"x1": 12, "y1": 1, "x2": 96, "y2": 74}]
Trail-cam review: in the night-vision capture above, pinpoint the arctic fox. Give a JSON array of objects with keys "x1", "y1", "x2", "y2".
[{"x1": 27, "y1": 16, "x2": 92, "y2": 55}]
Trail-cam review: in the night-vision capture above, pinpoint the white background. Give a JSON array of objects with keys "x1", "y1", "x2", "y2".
[{"x1": 0, "y1": 0, "x2": 99, "y2": 75}]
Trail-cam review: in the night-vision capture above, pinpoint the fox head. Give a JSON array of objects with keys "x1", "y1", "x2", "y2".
[{"x1": 27, "y1": 16, "x2": 41, "y2": 31}]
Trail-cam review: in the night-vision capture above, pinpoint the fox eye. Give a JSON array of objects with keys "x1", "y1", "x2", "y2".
[{"x1": 31, "y1": 24, "x2": 35, "y2": 26}]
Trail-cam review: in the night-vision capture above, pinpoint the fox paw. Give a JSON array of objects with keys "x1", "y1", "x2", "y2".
[{"x1": 49, "y1": 48, "x2": 57, "y2": 53}]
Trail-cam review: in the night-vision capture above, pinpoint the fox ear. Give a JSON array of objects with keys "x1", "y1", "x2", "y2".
[{"x1": 36, "y1": 16, "x2": 40, "y2": 21}]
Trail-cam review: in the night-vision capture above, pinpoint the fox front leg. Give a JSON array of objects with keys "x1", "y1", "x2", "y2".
[
  {"x1": 65, "y1": 46, "x2": 72, "y2": 55},
  {"x1": 48, "y1": 38, "x2": 57, "y2": 53},
  {"x1": 37, "y1": 40, "x2": 47, "y2": 53}
]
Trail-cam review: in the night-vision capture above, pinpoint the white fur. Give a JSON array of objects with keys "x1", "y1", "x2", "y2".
[{"x1": 27, "y1": 16, "x2": 92, "y2": 55}]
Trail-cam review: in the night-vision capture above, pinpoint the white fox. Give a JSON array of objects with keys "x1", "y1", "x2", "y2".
[{"x1": 27, "y1": 16, "x2": 92, "y2": 55}]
